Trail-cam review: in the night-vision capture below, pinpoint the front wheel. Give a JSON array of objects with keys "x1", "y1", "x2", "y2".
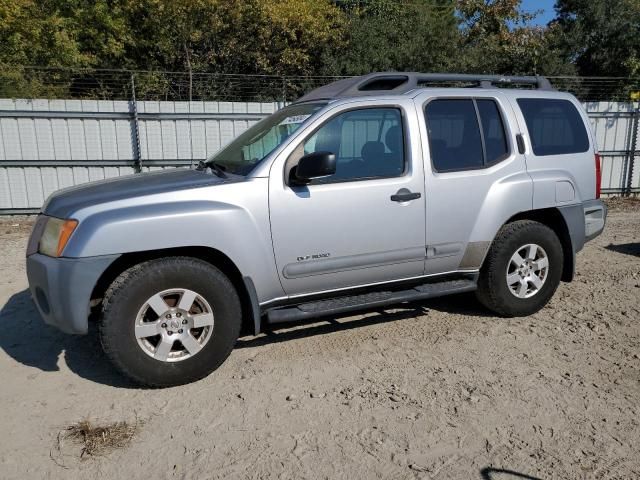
[
  {"x1": 476, "y1": 220, "x2": 563, "y2": 317},
  {"x1": 99, "y1": 257, "x2": 241, "y2": 387}
]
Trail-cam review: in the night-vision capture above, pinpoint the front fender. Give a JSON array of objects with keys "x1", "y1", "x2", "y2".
[
  {"x1": 61, "y1": 182, "x2": 285, "y2": 303},
  {"x1": 66, "y1": 200, "x2": 247, "y2": 256}
]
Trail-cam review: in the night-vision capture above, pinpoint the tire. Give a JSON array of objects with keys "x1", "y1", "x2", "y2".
[
  {"x1": 475, "y1": 220, "x2": 563, "y2": 317},
  {"x1": 99, "y1": 257, "x2": 241, "y2": 387}
]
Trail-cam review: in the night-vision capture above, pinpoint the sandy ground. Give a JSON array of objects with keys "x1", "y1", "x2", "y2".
[{"x1": 0, "y1": 202, "x2": 639, "y2": 480}]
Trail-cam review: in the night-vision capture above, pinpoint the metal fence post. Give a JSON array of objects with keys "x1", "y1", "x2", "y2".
[
  {"x1": 130, "y1": 73, "x2": 142, "y2": 173},
  {"x1": 281, "y1": 76, "x2": 287, "y2": 104},
  {"x1": 627, "y1": 106, "x2": 639, "y2": 196}
]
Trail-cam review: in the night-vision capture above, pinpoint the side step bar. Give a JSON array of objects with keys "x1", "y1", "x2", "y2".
[{"x1": 266, "y1": 278, "x2": 477, "y2": 325}]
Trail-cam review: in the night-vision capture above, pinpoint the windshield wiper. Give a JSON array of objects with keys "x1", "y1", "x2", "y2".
[
  {"x1": 196, "y1": 160, "x2": 227, "y2": 178},
  {"x1": 210, "y1": 162, "x2": 228, "y2": 178}
]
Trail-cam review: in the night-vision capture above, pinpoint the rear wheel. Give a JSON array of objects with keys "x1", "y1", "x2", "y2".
[
  {"x1": 99, "y1": 257, "x2": 241, "y2": 387},
  {"x1": 476, "y1": 220, "x2": 563, "y2": 317}
]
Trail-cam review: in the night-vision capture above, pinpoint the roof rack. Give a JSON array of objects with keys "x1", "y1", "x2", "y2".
[{"x1": 295, "y1": 72, "x2": 554, "y2": 103}]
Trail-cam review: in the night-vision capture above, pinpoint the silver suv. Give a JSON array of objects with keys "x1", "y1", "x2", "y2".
[{"x1": 26, "y1": 73, "x2": 607, "y2": 386}]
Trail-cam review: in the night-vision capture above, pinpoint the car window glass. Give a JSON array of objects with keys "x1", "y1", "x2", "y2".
[
  {"x1": 242, "y1": 122, "x2": 300, "y2": 163},
  {"x1": 207, "y1": 102, "x2": 324, "y2": 175},
  {"x1": 517, "y1": 98, "x2": 590, "y2": 156},
  {"x1": 477, "y1": 99, "x2": 508, "y2": 164},
  {"x1": 302, "y1": 108, "x2": 404, "y2": 182},
  {"x1": 425, "y1": 99, "x2": 483, "y2": 171}
]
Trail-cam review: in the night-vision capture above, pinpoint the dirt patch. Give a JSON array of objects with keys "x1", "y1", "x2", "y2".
[
  {"x1": 0, "y1": 216, "x2": 34, "y2": 236},
  {"x1": 0, "y1": 203, "x2": 639, "y2": 479},
  {"x1": 604, "y1": 195, "x2": 640, "y2": 212}
]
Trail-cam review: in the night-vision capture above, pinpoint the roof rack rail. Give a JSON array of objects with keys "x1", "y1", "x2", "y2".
[{"x1": 295, "y1": 72, "x2": 554, "y2": 103}]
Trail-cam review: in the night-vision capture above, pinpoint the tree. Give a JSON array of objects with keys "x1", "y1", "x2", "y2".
[
  {"x1": 0, "y1": 0, "x2": 86, "y2": 68},
  {"x1": 330, "y1": 0, "x2": 460, "y2": 75},
  {"x1": 457, "y1": 0, "x2": 574, "y2": 75},
  {"x1": 554, "y1": 0, "x2": 640, "y2": 77},
  {"x1": 5, "y1": 0, "x2": 638, "y2": 101},
  {"x1": 116, "y1": 0, "x2": 345, "y2": 76},
  {"x1": 0, "y1": 0, "x2": 348, "y2": 99}
]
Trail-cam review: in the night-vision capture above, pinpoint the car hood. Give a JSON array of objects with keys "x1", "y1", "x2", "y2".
[{"x1": 43, "y1": 168, "x2": 232, "y2": 219}]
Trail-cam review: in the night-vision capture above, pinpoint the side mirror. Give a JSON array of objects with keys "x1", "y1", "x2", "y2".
[{"x1": 293, "y1": 151, "x2": 336, "y2": 184}]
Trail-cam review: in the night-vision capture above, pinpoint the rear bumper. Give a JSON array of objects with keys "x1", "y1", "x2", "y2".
[
  {"x1": 26, "y1": 253, "x2": 119, "y2": 334},
  {"x1": 557, "y1": 199, "x2": 606, "y2": 282},
  {"x1": 583, "y1": 199, "x2": 607, "y2": 242}
]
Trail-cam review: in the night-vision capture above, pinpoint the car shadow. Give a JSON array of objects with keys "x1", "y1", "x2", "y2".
[
  {"x1": 236, "y1": 304, "x2": 430, "y2": 349},
  {"x1": 420, "y1": 292, "x2": 491, "y2": 318},
  {"x1": 605, "y1": 242, "x2": 640, "y2": 257},
  {"x1": 0, "y1": 289, "x2": 136, "y2": 388},
  {"x1": 479, "y1": 467, "x2": 543, "y2": 480},
  {"x1": 1, "y1": 289, "x2": 490, "y2": 386},
  {"x1": 236, "y1": 292, "x2": 491, "y2": 349}
]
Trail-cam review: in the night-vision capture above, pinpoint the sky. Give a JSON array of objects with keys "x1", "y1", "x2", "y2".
[{"x1": 520, "y1": 0, "x2": 556, "y2": 26}]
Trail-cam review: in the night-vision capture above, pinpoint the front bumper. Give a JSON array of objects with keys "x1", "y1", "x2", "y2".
[{"x1": 26, "y1": 253, "x2": 119, "y2": 334}]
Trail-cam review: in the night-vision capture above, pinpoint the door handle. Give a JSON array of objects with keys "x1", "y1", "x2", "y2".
[
  {"x1": 516, "y1": 133, "x2": 526, "y2": 154},
  {"x1": 390, "y1": 189, "x2": 421, "y2": 202}
]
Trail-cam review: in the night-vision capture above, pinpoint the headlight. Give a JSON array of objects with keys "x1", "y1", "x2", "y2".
[{"x1": 38, "y1": 217, "x2": 78, "y2": 257}]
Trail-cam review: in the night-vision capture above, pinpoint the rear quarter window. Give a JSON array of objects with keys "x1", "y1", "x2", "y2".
[{"x1": 517, "y1": 98, "x2": 590, "y2": 156}]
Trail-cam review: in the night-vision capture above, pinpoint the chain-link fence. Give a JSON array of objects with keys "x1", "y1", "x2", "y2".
[{"x1": 2, "y1": 67, "x2": 640, "y2": 103}]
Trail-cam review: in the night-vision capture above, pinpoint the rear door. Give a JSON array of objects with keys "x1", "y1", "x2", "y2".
[
  {"x1": 417, "y1": 91, "x2": 532, "y2": 274},
  {"x1": 268, "y1": 99, "x2": 427, "y2": 296}
]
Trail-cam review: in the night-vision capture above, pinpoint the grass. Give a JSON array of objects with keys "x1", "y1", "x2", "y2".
[{"x1": 58, "y1": 418, "x2": 139, "y2": 458}]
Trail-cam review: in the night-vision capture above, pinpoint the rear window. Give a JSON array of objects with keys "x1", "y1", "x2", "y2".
[{"x1": 517, "y1": 98, "x2": 590, "y2": 156}]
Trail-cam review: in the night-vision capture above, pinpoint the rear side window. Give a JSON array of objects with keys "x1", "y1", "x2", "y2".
[
  {"x1": 425, "y1": 98, "x2": 509, "y2": 172},
  {"x1": 517, "y1": 98, "x2": 590, "y2": 156}
]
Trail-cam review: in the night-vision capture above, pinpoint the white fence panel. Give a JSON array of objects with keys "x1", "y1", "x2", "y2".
[
  {"x1": 0, "y1": 99, "x2": 280, "y2": 212},
  {"x1": 0, "y1": 98, "x2": 636, "y2": 213},
  {"x1": 584, "y1": 102, "x2": 638, "y2": 194}
]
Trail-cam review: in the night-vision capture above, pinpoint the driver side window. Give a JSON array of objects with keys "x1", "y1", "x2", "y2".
[{"x1": 301, "y1": 108, "x2": 405, "y2": 183}]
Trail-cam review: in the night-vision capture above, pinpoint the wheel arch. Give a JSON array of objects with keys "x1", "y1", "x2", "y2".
[
  {"x1": 90, "y1": 246, "x2": 260, "y2": 336},
  {"x1": 502, "y1": 207, "x2": 577, "y2": 282}
]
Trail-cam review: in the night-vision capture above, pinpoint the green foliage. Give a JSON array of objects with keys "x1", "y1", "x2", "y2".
[
  {"x1": 1, "y1": 0, "x2": 638, "y2": 100},
  {"x1": 0, "y1": 0, "x2": 85, "y2": 68},
  {"x1": 0, "y1": 0, "x2": 134, "y2": 96},
  {"x1": 97, "y1": 0, "x2": 346, "y2": 75},
  {"x1": 555, "y1": 0, "x2": 640, "y2": 77},
  {"x1": 457, "y1": 0, "x2": 574, "y2": 75},
  {"x1": 329, "y1": 0, "x2": 459, "y2": 75}
]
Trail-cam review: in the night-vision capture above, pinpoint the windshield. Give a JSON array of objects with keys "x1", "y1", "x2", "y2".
[{"x1": 206, "y1": 102, "x2": 326, "y2": 175}]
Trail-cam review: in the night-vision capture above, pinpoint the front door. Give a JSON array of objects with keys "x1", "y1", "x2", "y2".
[{"x1": 269, "y1": 102, "x2": 426, "y2": 296}]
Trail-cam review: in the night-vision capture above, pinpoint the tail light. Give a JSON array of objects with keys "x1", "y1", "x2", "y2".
[{"x1": 594, "y1": 152, "x2": 602, "y2": 199}]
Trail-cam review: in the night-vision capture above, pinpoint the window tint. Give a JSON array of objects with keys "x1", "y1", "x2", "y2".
[
  {"x1": 517, "y1": 98, "x2": 590, "y2": 156},
  {"x1": 302, "y1": 108, "x2": 404, "y2": 182},
  {"x1": 425, "y1": 99, "x2": 483, "y2": 171},
  {"x1": 477, "y1": 99, "x2": 508, "y2": 164}
]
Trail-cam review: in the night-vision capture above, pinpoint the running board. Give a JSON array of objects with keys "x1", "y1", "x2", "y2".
[{"x1": 266, "y1": 278, "x2": 477, "y2": 324}]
